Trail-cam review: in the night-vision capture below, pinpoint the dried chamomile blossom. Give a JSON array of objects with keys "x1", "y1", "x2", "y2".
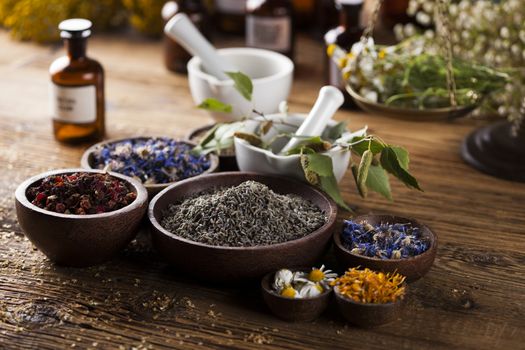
[{"x1": 273, "y1": 269, "x2": 294, "y2": 291}]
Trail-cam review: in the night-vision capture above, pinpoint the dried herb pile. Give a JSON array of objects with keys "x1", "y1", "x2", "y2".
[
  {"x1": 27, "y1": 172, "x2": 136, "y2": 215},
  {"x1": 91, "y1": 138, "x2": 211, "y2": 185},
  {"x1": 161, "y1": 181, "x2": 327, "y2": 247},
  {"x1": 342, "y1": 220, "x2": 430, "y2": 259}
]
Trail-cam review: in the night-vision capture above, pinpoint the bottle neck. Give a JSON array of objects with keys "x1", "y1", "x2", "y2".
[
  {"x1": 65, "y1": 38, "x2": 87, "y2": 60},
  {"x1": 339, "y1": 5, "x2": 362, "y2": 29}
]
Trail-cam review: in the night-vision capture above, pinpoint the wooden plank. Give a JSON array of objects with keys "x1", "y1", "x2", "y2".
[{"x1": 0, "y1": 30, "x2": 524, "y2": 349}]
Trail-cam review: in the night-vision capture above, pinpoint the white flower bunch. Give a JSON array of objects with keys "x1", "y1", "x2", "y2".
[{"x1": 397, "y1": 0, "x2": 525, "y2": 129}]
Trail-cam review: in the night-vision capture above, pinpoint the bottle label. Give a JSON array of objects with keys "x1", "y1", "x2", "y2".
[
  {"x1": 216, "y1": 0, "x2": 246, "y2": 14},
  {"x1": 50, "y1": 83, "x2": 97, "y2": 123},
  {"x1": 246, "y1": 16, "x2": 291, "y2": 51}
]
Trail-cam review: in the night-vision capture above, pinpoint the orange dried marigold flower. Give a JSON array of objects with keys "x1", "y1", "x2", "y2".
[{"x1": 331, "y1": 268, "x2": 406, "y2": 304}]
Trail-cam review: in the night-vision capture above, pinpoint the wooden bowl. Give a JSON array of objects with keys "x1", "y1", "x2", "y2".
[
  {"x1": 347, "y1": 85, "x2": 478, "y2": 121},
  {"x1": 261, "y1": 268, "x2": 332, "y2": 322},
  {"x1": 148, "y1": 172, "x2": 338, "y2": 282},
  {"x1": 187, "y1": 124, "x2": 239, "y2": 171},
  {"x1": 333, "y1": 215, "x2": 438, "y2": 282},
  {"x1": 15, "y1": 169, "x2": 148, "y2": 267},
  {"x1": 334, "y1": 285, "x2": 405, "y2": 327},
  {"x1": 80, "y1": 136, "x2": 219, "y2": 198}
]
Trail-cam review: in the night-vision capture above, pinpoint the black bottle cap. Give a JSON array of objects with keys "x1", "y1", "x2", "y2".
[
  {"x1": 59, "y1": 18, "x2": 92, "y2": 39},
  {"x1": 336, "y1": 0, "x2": 364, "y2": 8}
]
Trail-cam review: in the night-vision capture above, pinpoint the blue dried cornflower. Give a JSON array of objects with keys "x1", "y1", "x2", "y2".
[
  {"x1": 341, "y1": 220, "x2": 430, "y2": 259},
  {"x1": 91, "y1": 138, "x2": 211, "y2": 185}
]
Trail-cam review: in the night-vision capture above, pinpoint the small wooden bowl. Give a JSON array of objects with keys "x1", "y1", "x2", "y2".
[
  {"x1": 80, "y1": 136, "x2": 219, "y2": 198},
  {"x1": 148, "y1": 172, "x2": 338, "y2": 282},
  {"x1": 334, "y1": 286, "x2": 405, "y2": 327},
  {"x1": 333, "y1": 215, "x2": 438, "y2": 282},
  {"x1": 187, "y1": 124, "x2": 239, "y2": 171},
  {"x1": 261, "y1": 269, "x2": 332, "y2": 322},
  {"x1": 15, "y1": 169, "x2": 148, "y2": 267}
]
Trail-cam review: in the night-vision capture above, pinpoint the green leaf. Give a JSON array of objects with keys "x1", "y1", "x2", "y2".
[
  {"x1": 380, "y1": 147, "x2": 422, "y2": 191},
  {"x1": 366, "y1": 165, "x2": 393, "y2": 201},
  {"x1": 198, "y1": 98, "x2": 233, "y2": 113},
  {"x1": 197, "y1": 123, "x2": 221, "y2": 148},
  {"x1": 226, "y1": 71, "x2": 253, "y2": 101},
  {"x1": 391, "y1": 146, "x2": 409, "y2": 170},
  {"x1": 285, "y1": 136, "x2": 331, "y2": 155},
  {"x1": 324, "y1": 121, "x2": 347, "y2": 140},
  {"x1": 287, "y1": 146, "x2": 316, "y2": 155},
  {"x1": 351, "y1": 136, "x2": 384, "y2": 155},
  {"x1": 305, "y1": 153, "x2": 333, "y2": 177},
  {"x1": 319, "y1": 175, "x2": 351, "y2": 211}
]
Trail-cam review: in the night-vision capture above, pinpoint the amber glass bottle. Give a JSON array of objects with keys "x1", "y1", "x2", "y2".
[
  {"x1": 292, "y1": 0, "x2": 314, "y2": 30},
  {"x1": 50, "y1": 19, "x2": 104, "y2": 143},
  {"x1": 246, "y1": 0, "x2": 294, "y2": 60},
  {"x1": 215, "y1": 0, "x2": 246, "y2": 34},
  {"x1": 162, "y1": 0, "x2": 209, "y2": 73},
  {"x1": 324, "y1": 0, "x2": 363, "y2": 109}
]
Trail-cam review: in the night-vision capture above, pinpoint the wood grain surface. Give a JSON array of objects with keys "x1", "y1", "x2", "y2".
[{"x1": 0, "y1": 31, "x2": 524, "y2": 350}]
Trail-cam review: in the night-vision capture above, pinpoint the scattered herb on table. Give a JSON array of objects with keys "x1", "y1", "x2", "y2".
[
  {"x1": 272, "y1": 266, "x2": 337, "y2": 299},
  {"x1": 160, "y1": 181, "x2": 327, "y2": 247},
  {"x1": 341, "y1": 220, "x2": 430, "y2": 259},
  {"x1": 91, "y1": 137, "x2": 211, "y2": 185},
  {"x1": 26, "y1": 172, "x2": 136, "y2": 215},
  {"x1": 331, "y1": 268, "x2": 406, "y2": 304}
]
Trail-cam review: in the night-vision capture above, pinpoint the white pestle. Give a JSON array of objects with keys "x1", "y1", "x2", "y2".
[
  {"x1": 164, "y1": 13, "x2": 237, "y2": 80},
  {"x1": 279, "y1": 86, "x2": 345, "y2": 154}
]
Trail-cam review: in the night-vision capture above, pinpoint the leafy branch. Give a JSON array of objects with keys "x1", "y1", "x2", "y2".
[{"x1": 194, "y1": 70, "x2": 422, "y2": 209}]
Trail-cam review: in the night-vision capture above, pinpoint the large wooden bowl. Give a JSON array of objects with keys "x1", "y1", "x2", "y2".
[
  {"x1": 15, "y1": 169, "x2": 148, "y2": 267},
  {"x1": 148, "y1": 172, "x2": 338, "y2": 282},
  {"x1": 81, "y1": 136, "x2": 219, "y2": 198},
  {"x1": 333, "y1": 215, "x2": 438, "y2": 282}
]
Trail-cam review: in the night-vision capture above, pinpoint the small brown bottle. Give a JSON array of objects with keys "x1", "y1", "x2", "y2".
[
  {"x1": 324, "y1": 0, "x2": 363, "y2": 109},
  {"x1": 50, "y1": 19, "x2": 105, "y2": 143},
  {"x1": 246, "y1": 0, "x2": 294, "y2": 60},
  {"x1": 215, "y1": 0, "x2": 246, "y2": 34},
  {"x1": 162, "y1": 0, "x2": 210, "y2": 73}
]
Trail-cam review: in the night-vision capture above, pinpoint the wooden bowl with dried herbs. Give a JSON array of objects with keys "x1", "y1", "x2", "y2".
[
  {"x1": 15, "y1": 169, "x2": 148, "y2": 267},
  {"x1": 261, "y1": 266, "x2": 336, "y2": 322},
  {"x1": 148, "y1": 172, "x2": 338, "y2": 282},
  {"x1": 81, "y1": 136, "x2": 219, "y2": 198},
  {"x1": 332, "y1": 268, "x2": 407, "y2": 327},
  {"x1": 333, "y1": 214, "x2": 438, "y2": 282}
]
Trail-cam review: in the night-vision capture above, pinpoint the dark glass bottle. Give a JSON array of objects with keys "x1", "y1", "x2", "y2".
[
  {"x1": 162, "y1": 0, "x2": 209, "y2": 73},
  {"x1": 50, "y1": 19, "x2": 105, "y2": 143},
  {"x1": 292, "y1": 0, "x2": 315, "y2": 31},
  {"x1": 314, "y1": 0, "x2": 339, "y2": 40},
  {"x1": 215, "y1": 0, "x2": 246, "y2": 34},
  {"x1": 324, "y1": 0, "x2": 363, "y2": 109},
  {"x1": 246, "y1": 0, "x2": 294, "y2": 60}
]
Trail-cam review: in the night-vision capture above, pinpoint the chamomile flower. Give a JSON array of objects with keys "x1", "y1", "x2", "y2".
[
  {"x1": 298, "y1": 282, "x2": 324, "y2": 298},
  {"x1": 306, "y1": 265, "x2": 338, "y2": 289},
  {"x1": 272, "y1": 269, "x2": 293, "y2": 291}
]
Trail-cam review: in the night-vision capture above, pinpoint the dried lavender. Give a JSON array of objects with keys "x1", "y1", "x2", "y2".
[
  {"x1": 161, "y1": 181, "x2": 327, "y2": 247},
  {"x1": 341, "y1": 220, "x2": 429, "y2": 259},
  {"x1": 91, "y1": 138, "x2": 211, "y2": 185}
]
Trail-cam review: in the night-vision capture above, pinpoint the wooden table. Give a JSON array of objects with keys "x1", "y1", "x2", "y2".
[{"x1": 0, "y1": 31, "x2": 524, "y2": 350}]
